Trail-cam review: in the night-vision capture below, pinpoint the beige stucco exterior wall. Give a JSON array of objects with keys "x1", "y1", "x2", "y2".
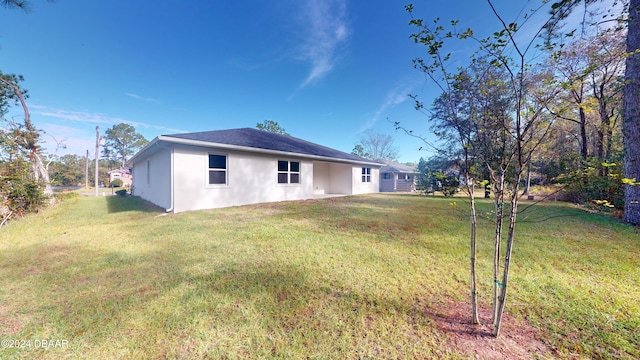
[
  {"x1": 132, "y1": 143, "x2": 380, "y2": 213},
  {"x1": 172, "y1": 144, "x2": 314, "y2": 212},
  {"x1": 312, "y1": 161, "x2": 355, "y2": 195},
  {"x1": 131, "y1": 147, "x2": 172, "y2": 209},
  {"x1": 351, "y1": 165, "x2": 379, "y2": 195}
]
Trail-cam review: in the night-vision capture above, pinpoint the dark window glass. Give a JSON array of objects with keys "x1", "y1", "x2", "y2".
[
  {"x1": 362, "y1": 167, "x2": 366, "y2": 174},
  {"x1": 383, "y1": 173, "x2": 391, "y2": 179},
  {"x1": 278, "y1": 160, "x2": 288, "y2": 172},
  {"x1": 209, "y1": 154, "x2": 226, "y2": 169},
  {"x1": 277, "y1": 160, "x2": 301, "y2": 184},
  {"x1": 209, "y1": 170, "x2": 226, "y2": 184}
]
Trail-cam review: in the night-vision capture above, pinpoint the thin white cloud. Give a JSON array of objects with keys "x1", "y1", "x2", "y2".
[
  {"x1": 125, "y1": 92, "x2": 161, "y2": 103},
  {"x1": 360, "y1": 84, "x2": 414, "y2": 132},
  {"x1": 25, "y1": 107, "x2": 186, "y2": 157},
  {"x1": 297, "y1": 0, "x2": 350, "y2": 88},
  {"x1": 32, "y1": 105, "x2": 184, "y2": 133}
]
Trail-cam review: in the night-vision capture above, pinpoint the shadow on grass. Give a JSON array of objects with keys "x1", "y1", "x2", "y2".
[
  {"x1": 1, "y1": 229, "x2": 449, "y2": 358},
  {"x1": 105, "y1": 195, "x2": 165, "y2": 214}
]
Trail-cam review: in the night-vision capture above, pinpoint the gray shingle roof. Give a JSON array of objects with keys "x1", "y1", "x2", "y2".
[
  {"x1": 380, "y1": 161, "x2": 419, "y2": 173},
  {"x1": 164, "y1": 128, "x2": 379, "y2": 164}
]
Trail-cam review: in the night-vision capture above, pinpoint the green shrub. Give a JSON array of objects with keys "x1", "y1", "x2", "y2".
[
  {"x1": 431, "y1": 172, "x2": 460, "y2": 197},
  {"x1": 0, "y1": 176, "x2": 46, "y2": 215},
  {"x1": 110, "y1": 178, "x2": 123, "y2": 188},
  {"x1": 555, "y1": 159, "x2": 624, "y2": 209}
]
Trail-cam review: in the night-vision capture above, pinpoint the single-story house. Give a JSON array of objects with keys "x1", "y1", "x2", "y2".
[
  {"x1": 379, "y1": 161, "x2": 419, "y2": 192},
  {"x1": 107, "y1": 168, "x2": 132, "y2": 187},
  {"x1": 128, "y1": 128, "x2": 383, "y2": 213}
]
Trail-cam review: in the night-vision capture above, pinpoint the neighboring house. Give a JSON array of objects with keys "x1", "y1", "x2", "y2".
[
  {"x1": 379, "y1": 161, "x2": 419, "y2": 192},
  {"x1": 108, "y1": 168, "x2": 132, "y2": 187},
  {"x1": 128, "y1": 128, "x2": 383, "y2": 213}
]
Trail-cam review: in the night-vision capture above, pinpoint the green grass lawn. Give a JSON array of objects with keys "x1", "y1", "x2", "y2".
[{"x1": 0, "y1": 194, "x2": 638, "y2": 359}]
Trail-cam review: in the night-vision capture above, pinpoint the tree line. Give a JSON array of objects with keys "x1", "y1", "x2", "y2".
[{"x1": 398, "y1": 0, "x2": 638, "y2": 337}]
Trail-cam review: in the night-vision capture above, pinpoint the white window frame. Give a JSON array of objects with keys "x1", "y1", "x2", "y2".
[
  {"x1": 206, "y1": 153, "x2": 228, "y2": 187},
  {"x1": 362, "y1": 167, "x2": 371, "y2": 182},
  {"x1": 277, "y1": 160, "x2": 301, "y2": 185}
]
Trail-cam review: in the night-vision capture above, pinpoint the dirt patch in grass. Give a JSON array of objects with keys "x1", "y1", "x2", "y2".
[
  {"x1": 0, "y1": 305, "x2": 27, "y2": 336},
  {"x1": 423, "y1": 300, "x2": 556, "y2": 359}
]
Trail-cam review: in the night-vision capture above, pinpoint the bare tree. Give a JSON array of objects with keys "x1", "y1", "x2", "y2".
[
  {"x1": 546, "y1": 30, "x2": 625, "y2": 164},
  {"x1": 354, "y1": 129, "x2": 399, "y2": 161}
]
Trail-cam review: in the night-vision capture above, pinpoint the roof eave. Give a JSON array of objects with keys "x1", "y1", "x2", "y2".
[
  {"x1": 127, "y1": 137, "x2": 162, "y2": 166},
  {"x1": 155, "y1": 136, "x2": 383, "y2": 167}
]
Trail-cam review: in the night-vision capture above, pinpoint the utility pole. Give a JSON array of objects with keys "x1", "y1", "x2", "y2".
[
  {"x1": 85, "y1": 149, "x2": 89, "y2": 193},
  {"x1": 95, "y1": 126, "x2": 99, "y2": 196}
]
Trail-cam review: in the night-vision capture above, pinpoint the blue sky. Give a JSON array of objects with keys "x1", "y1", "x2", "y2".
[{"x1": 1, "y1": 0, "x2": 611, "y2": 163}]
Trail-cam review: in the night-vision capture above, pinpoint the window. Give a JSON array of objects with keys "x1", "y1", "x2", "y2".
[
  {"x1": 208, "y1": 154, "x2": 227, "y2": 185},
  {"x1": 362, "y1": 167, "x2": 371, "y2": 182},
  {"x1": 383, "y1": 173, "x2": 391, "y2": 180},
  {"x1": 278, "y1": 160, "x2": 300, "y2": 184}
]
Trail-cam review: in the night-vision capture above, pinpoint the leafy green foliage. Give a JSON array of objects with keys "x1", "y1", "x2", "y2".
[
  {"x1": 0, "y1": 168, "x2": 46, "y2": 216},
  {"x1": 1, "y1": 73, "x2": 48, "y2": 220},
  {"x1": 415, "y1": 157, "x2": 429, "y2": 190},
  {"x1": 256, "y1": 119, "x2": 289, "y2": 135},
  {"x1": 351, "y1": 144, "x2": 369, "y2": 159},
  {"x1": 110, "y1": 178, "x2": 123, "y2": 188},
  {"x1": 433, "y1": 172, "x2": 460, "y2": 197},
  {"x1": 49, "y1": 154, "x2": 85, "y2": 186},
  {"x1": 555, "y1": 158, "x2": 626, "y2": 209},
  {"x1": 103, "y1": 123, "x2": 148, "y2": 167},
  {"x1": 0, "y1": 73, "x2": 26, "y2": 115}
]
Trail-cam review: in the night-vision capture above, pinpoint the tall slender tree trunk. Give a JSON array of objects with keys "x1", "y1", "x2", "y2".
[
  {"x1": 33, "y1": 151, "x2": 54, "y2": 198},
  {"x1": 624, "y1": 0, "x2": 640, "y2": 226},
  {"x1": 605, "y1": 122, "x2": 614, "y2": 162},
  {"x1": 491, "y1": 170, "x2": 505, "y2": 325},
  {"x1": 466, "y1": 173, "x2": 480, "y2": 325},
  {"x1": 579, "y1": 107, "x2": 588, "y2": 160},
  {"x1": 493, "y1": 170, "x2": 522, "y2": 337}
]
